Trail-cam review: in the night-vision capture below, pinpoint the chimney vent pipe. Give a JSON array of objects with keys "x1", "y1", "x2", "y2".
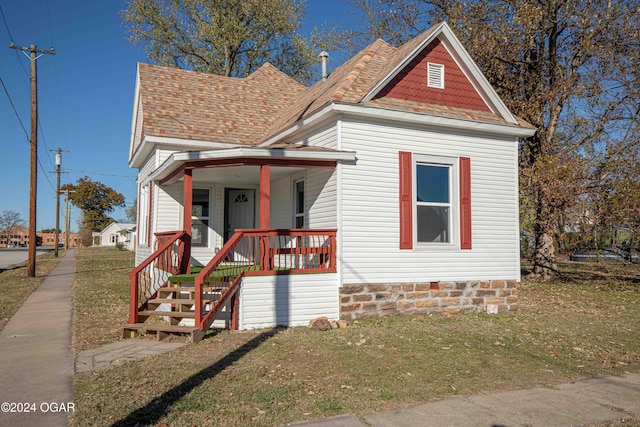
[{"x1": 319, "y1": 51, "x2": 329, "y2": 81}]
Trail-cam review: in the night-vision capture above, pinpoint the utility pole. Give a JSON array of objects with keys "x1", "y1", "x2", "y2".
[
  {"x1": 10, "y1": 43, "x2": 55, "y2": 277},
  {"x1": 50, "y1": 148, "x2": 68, "y2": 257},
  {"x1": 64, "y1": 189, "x2": 75, "y2": 250}
]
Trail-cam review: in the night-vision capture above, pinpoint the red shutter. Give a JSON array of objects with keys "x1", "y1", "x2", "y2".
[
  {"x1": 459, "y1": 157, "x2": 472, "y2": 250},
  {"x1": 399, "y1": 151, "x2": 413, "y2": 249}
]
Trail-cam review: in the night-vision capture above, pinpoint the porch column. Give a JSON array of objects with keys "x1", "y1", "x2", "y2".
[
  {"x1": 259, "y1": 164, "x2": 271, "y2": 271},
  {"x1": 182, "y1": 168, "x2": 193, "y2": 273},
  {"x1": 259, "y1": 164, "x2": 271, "y2": 229}
]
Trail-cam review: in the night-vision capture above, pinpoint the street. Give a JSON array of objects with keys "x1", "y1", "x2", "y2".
[{"x1": 0, "y1": 248, "x2": 53, "y2": 270}]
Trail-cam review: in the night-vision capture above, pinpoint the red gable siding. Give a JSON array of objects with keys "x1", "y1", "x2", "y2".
[{"x1": 375, "y1": 39, "x2": 490, "y2": 112}]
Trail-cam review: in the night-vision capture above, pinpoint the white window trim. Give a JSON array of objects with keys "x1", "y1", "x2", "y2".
[
  {"x1": 413, "y1": 154, "x2": 459, "y2": 249},
  {"x1": 139, "y1": 184, "x2": 149, "y2": 245},
  {"x1": 427, "y1": 62, "x2": 445, "y2": 89}
]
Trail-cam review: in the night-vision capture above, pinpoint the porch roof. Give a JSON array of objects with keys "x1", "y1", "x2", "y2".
[{"x1": 144, "y1": 145, "x2": 356, "y2": 186}]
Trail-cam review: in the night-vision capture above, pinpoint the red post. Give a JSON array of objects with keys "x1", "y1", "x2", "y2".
[
  {"x1": 182, "y1": 169, "x2": 193, "y2": 273},
  {"x1": 329, "y1": 232, "x2": 337, "y2": 269},
  {"x1": 129, "y1": 272, "x2": 139, "y2": 324},
  {"x1": 230, "y1": 292, "x2": 239, "y2": 330},
  {"x1": 259, "y1": 165, "x2": 271, "y2": 271},
  {"x1": 259, "y1": 165, "x2": 270, "y2": 229}
]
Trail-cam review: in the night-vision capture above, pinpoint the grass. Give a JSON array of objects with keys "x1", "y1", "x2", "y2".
[
  {"x1": 71, "y1": 249, "x2": 640, "y2": 426},
  {"x1": 0, "y1": 250, "x2": 63, "y2": 331},
  {"x1": 73, "y1": 247, "x2": 135, "y2": 352}
]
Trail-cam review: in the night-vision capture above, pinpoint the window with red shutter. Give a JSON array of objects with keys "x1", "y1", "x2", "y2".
[{"x1": 399, "y1": 152, "x2": 472, "y2": 250}]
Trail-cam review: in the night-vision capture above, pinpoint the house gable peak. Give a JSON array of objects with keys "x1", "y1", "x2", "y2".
[{"x1": 361, "y1": 22, "x2": 518, "y2": 125}]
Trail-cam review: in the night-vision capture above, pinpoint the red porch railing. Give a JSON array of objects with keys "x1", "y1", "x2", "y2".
[
  {"x1": 128, "y1": 230, "x2": 189, "y2": 324},
  {"x1": 195, "y1": 228, "x2": 337, "y2": 331}
]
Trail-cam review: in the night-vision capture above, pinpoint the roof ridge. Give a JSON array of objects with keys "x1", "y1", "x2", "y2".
[{"x1": 331, "y1": 39, "x2": 395, "y2": 102}]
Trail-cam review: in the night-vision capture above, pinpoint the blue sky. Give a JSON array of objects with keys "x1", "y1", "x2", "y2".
[{"x1": 0, "y1": 0, "x2": 357, "y2": 232}]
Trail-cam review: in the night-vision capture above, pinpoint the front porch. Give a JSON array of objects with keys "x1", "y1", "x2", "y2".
[{"x1": 125, "y1": 150, "x2": 349, "y2": 342}]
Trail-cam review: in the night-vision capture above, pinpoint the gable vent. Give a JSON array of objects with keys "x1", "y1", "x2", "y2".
[{"x1": 427, "y1": 62, "x2": 444, "y2": 89}]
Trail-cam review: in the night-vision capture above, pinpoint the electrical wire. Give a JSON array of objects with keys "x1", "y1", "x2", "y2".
[
  {"x1": 0, "y1": 74, "x2": 29, "y2": 139},
  {"x1": 45, "y1": 0, "x2": 71, "y2": 153},
  {"x1": 67, "y1": 169, "x2": 137, "y2": 178},
  {"x1": 0, "y1": 4, "x2": 29, "y2": 78}
]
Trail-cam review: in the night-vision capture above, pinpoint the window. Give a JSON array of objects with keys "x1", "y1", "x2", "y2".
[
  {"x1": 399, "y1": 152, "x2": 471, "y2": 250},
  {"x1": 416, "y1": 163, "x2": 451, "y2": 243},
  {"x1": 192, "y1": 188, "x2": 210, "y2": 247},
  {"x1": 294, "y1": 180, "x2": 304, "y2": 228},
  {"x1": 427, "y1": 62, "x2": 444, "y2": 89}
]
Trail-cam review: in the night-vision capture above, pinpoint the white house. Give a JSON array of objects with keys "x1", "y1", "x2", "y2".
[
  {"x1": 124, "y1": 22, "x2": 535, "y2": 341},
  {"x1": 94, "y1": 222, "x2": 136, "y2": 251}
]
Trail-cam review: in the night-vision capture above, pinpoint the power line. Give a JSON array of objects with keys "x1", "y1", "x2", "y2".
[
  {"x1": 38, "y1": 157, "x2": 56, "y2": 192},
  {"x1": 45, "y1": 0, "x2": 71, "y2": 153},
  {"x1": 2, "y1": 3, "x2": 57, "y2": 168},
  {"x1": 0, "y1": 74, "x2": 29, "y2": 139},
  {"x1": 67, "y1": 168, "x2": 137, "y2": 178},
  {"x1": 0, "y1": 4, "x2": 29, "y2": 77}
]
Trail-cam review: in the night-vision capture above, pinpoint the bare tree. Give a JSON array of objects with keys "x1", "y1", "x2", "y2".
[{"x1": 0, "y1": 210, "x2": 25, "y2": 247}]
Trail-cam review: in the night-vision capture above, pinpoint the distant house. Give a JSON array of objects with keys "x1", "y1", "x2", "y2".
[
  {"x1": 124, "y1": 22, "x2": 536, "y2": 341},
  {"x1": 93, "y1": 223, "x2": 136, "y2": 251}
]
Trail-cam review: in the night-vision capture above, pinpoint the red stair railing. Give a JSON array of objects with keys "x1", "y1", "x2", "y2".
[{"x1": 128, "y1": 230, "x2": 189, "y2": 324}]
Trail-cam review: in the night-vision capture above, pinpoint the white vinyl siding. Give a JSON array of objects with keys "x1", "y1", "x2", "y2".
[
  {"x1": 283, "y1": 120, "x2": 337, "y2": 149},
  {"x1": 339, "y1": 117, "x2": 520, "y2": 283},
  {"x1": 307, "y1": 168, "x2": 337, "y2": 229},
  {"x1": 271, "y1": 174, "x2": 294, "y2": 228},
  {"x1": 239, "y1": 273, "x2": 339, "y2": 329},
  {"x1": 138, "y1": 153, "x2": 157, "y2": 182},
  {"x1": 155, "y1": 182, "x2": 181, "y2": 232}
]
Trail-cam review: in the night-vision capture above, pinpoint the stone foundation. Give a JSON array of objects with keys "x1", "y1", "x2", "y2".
[{"x1": 339, "y1": 280, "x2": 518, "y2": 320}]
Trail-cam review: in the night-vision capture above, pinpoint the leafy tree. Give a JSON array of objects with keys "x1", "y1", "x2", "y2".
[
  {"x1": 0, "y1": 210, "x2": 25, "y2": 245},
  {"x1": 62, "y1": 177, "x2": 126, "y2": 233},
  {"x1": 125, "y1": 198, "x2": 138, "y2": 224},
  {"x1": 121, "y1": 0, "x2": 343, "y2": 85},
  {"x1": 348, "y1": 0, "x2": 639, "y2": 280}
]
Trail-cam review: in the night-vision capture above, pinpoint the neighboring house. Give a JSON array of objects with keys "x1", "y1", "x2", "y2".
[
  {"x1": 125, "y1": 22, "x2": 535, "y2": 341},
  {"x1": 94, "y1": 222, "x2": 136, "y2": 251}
]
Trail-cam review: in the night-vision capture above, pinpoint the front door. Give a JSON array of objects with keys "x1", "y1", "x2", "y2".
[
  {"x1": 227, "y1": 189, "x2": 255, "y2": 236},
  {"x1": 225, "y1": 189, "x2": 255, "y2": 262}
]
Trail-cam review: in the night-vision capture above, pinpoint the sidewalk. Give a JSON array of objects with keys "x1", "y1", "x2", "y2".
[
  {"x1": 291, "y1": 372, "x2": 640, "y2": 427},
  {"x1": 0, "y1": 249, "x2": 76, "y2": 427}
]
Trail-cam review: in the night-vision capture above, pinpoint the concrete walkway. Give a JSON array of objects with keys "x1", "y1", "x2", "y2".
[
  {"x1": 292, "y1": 373, "x2": 640, "y2": 427},
  {"x1": 0, "y1": 249, "x2": 76, "y2": 427},
  {"x1": 75, "y1": 339, "x2": 185, "y2": 372}
]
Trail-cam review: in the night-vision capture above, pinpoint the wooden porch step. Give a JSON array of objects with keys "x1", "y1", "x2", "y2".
[
  {"x1": 148, "y1": 298, "x2": 196, "y2": 305},
  {"x1": 138, "y1": 310, "x2": 195, "y2": 319},
  {"x1": 121, "y1": 323, "x2": 205, "y2": 342}
]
